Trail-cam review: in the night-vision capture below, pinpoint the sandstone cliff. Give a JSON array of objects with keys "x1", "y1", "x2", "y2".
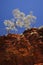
[{"x1": 0, "y1": 28, "x2": 43, "y2": 65}]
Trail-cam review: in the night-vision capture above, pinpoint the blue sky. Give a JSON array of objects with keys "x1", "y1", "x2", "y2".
[{"x1": 0, "y1": 0, "x2": 43, "y2": 35}]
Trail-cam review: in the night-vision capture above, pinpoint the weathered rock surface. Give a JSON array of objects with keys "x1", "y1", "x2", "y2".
[{"x1": 0, "y1": 28, "x2": 43, "y2": 65}]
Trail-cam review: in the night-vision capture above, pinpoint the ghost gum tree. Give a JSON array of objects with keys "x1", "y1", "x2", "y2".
[{"x1": 4, "y1": 9, "x2": 37, "y2": 34}]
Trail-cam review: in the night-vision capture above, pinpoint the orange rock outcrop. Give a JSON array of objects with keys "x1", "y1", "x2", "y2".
[{"x1": 0, "y1": 28, "x2": 43, "y2": 65}]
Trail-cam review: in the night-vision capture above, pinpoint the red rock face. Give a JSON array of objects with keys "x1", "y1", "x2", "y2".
[{"x1": 0, "y1": 28, "x2": 43, "y2": 65}]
